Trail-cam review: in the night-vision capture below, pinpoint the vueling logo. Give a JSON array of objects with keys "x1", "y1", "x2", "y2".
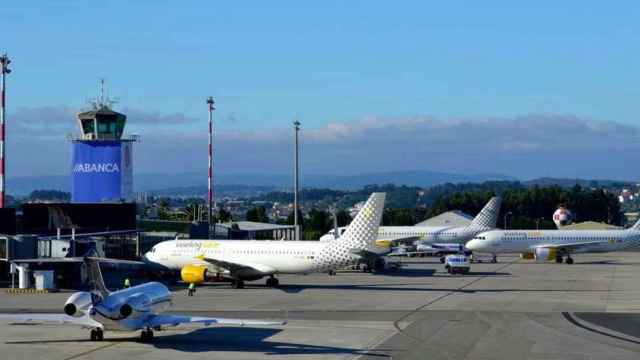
[{"x1": 73, "y1": 163, "x2": 120, "y2": 173}]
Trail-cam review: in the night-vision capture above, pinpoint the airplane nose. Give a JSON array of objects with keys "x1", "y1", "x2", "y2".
[{"x1": 466, "y1": 239, "x2": 482, "y2": 251}]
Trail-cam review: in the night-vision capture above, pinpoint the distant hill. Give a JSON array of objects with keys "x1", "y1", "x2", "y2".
[
  {"x1": 9, "y1": 172, "x2": 636, "y2": 198},
  {"x1": 7, "y1": 169, "x2": 515, "y2": 196},
  {"x1": 523, "y1": 177, "x2": 633, "y2": 188}
]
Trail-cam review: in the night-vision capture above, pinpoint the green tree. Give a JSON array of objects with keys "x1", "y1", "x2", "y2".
[
  {"x1": 246, "y1": 207, "x2": 268, "y2": 223},
  {"x1": 218, "y1": 208, "x2": 232, "y2": 223}
]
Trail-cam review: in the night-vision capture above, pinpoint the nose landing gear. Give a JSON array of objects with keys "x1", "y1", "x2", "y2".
[
  {"x1": 140, "y1": 328, "x2": 154, "y2": 342},
  {"x1": 266, "y1": 276, "x2": 280, "y2": 287},
  {"x1": 89, "y1": 328, "x2": 104, "y2": 341}
]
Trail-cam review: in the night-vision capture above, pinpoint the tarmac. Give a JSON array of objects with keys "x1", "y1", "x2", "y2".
[{"x1": 1, "y1": 252, "x2": 640, "y2": 359}]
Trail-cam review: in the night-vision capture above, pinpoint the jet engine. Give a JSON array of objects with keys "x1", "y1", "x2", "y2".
[
  {"x1": 118, "y1": 293, "x2": 151, "y2": 319},
  {"x1": 520, "y1": 252, "x2": 535, "y2": 260},
  {"x1": 181, "y1": 265, "x2": 208, "y2": 284},
  {"x1": 63, "y1": 291, "x2": 93, "y2": 317},
  {"x1": 534, "y1": 247, "x2": 557, "y2": 262}
]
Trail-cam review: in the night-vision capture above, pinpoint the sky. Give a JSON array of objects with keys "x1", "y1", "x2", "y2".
[{"x1": 2, "y1": 1, "x2": 640, "y2": 181}]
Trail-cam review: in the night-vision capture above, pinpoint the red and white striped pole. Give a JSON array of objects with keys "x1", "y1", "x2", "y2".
[
  {"x1": 0, "y1": 53, "x2": 11, "y2": 209},
  {"x1": 206, "y1": 97, "x2": 215, "y2": 237}
]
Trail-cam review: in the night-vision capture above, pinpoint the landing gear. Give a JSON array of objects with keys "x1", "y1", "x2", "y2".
[
  {"x1": 328, "y1": 269, "x2": 336, "y2": 276},
  {"x1": 140, "y1": 328, "x2": 154, "y2": 342},
  {"x1": 90, "y1": 328, "x2": 104, "y2": 341},
  {"x1": 490, "y1": 255, "x2": 498, "y2": 264},
  {"x1": 266, "y1": 276, "x2": 279, "y2": 287},
  {"x1": 231, "y1": 279, "x2": 245, "y2": 289},
  {"x1": 566, "y1": 257, "x2": 574, "y2": 265},
  {"x1": 555, "y1": 256, "x2": 564, "y2": 263},
  {"x1": 439, "y1": 257, "x2": 445, "y2": 264}
]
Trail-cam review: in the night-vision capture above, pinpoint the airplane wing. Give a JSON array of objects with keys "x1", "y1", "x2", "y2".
[
  {"x1": 197, "y1": 255, "x2": 276, "y2": 275},
  {"x1": 148, "y1": 314, "x2": 285, "y2": 328},
  {"x1": 0, "y1": 313, "x2": 101, "y2": 328},
  {"x1": 532, "y1": 241, "x2": 610, "y2": 252}
]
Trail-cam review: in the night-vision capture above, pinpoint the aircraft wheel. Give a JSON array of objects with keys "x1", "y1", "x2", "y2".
[
  {"x1": 439, "y1": 257, "x2": 445, "y2": 264},
  {"x1": 555, "y1": 256, "x2": 563, "y2": 263},
  {"x1": 566, "y1": 257, "x2": 574, "y2": 265},
  {"x1": 328, "y1": 270, "x2": 336, "y2": 276},
  {"x1": 141, "y1": 329, "x2": 154, "y2": 342},
  {"x1": 491, "y1": 255, "x2": 498, "y2": 264},
  {"x1": 232, "y1": 280, "x2": 245, "y2": 289},
  {"x1": 266, "y1": 277, "x2": 279, "y2": 287},
  {"x1": 90, "y1": 329, "x2": 97, "y2": 341},
  {"x1": 96, "y1": 328, "x2": 103, "y2": 341}
]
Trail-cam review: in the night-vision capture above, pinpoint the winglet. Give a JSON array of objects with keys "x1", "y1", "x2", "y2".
[
  {"x1": 83, "y1": 257, "x2": 110, "y2": 298},
  {"x1": 469, "y1": 196, "x2": 502, "y2": 229}
]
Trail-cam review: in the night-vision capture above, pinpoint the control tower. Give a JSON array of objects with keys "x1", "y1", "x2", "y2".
[{"x1": 70, "y1": 82, "x2": 138, "y2": 203}]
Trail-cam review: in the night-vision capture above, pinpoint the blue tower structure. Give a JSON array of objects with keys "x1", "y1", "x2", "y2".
[{"x1": 71, "y1": 85, "x2": 138, "y2": 203}]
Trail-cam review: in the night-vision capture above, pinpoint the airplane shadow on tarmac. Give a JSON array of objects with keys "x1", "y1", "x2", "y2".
[{"x1": 5, "y1": 327, "x2": 387, "y2": 357}]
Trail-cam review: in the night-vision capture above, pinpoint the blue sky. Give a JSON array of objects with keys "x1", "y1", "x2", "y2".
[{"x1": 3, "y1": 2, "x2": 640, "y2": 180}]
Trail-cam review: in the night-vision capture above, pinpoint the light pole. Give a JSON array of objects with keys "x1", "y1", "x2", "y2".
[
  {"x1": 293, "y1": 119, "x2": 300, "y2": 240},
  {"x1": 504, "y1": 211, "x2": 513, "y2": 229},
  {"x1": 0, "y1": 53, "x2": 11, "y2": 209},
  {"x1": 206, "y1": 97, "x2": 215, "y2": 238},
  {"x1": 535, "y1": 217, "x2": 544, "y2": 230}
]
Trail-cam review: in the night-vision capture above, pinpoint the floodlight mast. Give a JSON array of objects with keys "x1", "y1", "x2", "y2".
[
  {"x1": 0, "y1": 53, "x2": 12, "y2": 208},
  {"x1": 207, "y1": 97, "x2": 215, "y2": 238},
  {"x1": 293, "y1": 119, "x2": 301, "y2": 240}
]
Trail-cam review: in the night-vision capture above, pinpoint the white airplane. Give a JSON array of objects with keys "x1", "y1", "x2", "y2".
[
  {"x1": 465, "y1": 219, "x2": 640, "y2": 264},
  {"x1": 0, "y1": 258, "x2": 283, "y2": 342},
  {"x1": 321, "y1": 197, "x2": 501, "y2": 259},
  {"x1": 143, "y1": 192, "x2": 386, "y2": 288}
]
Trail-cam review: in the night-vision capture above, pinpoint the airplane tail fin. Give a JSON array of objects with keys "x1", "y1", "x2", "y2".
[
  {"x1": 83, "y1": 257, "x2": 111, "y2": 299},
  {"x1": 468, "y1": 196, "x2": 502, "y2": 229},
  {"x1": 338, "y1": 192, "x2": 386, "y2": 249}
]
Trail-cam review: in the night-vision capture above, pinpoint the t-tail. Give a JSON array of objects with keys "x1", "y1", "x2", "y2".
[
  {"x1": 467, "y1": 196, "x2": 502, "y2": 229},
  {"x1": 84, "y1": 257, "x2": 111, "y2": 299}
]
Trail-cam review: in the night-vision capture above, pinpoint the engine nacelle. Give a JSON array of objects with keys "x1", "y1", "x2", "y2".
[
  {"x1": 520, "y1": 252, "x2": 535, "y2": 260},
  {"x1": 181, "y1": 265, "x2": 208, "y2": 284},
  {"x1": 534, "y1": 247, "x2": 557, "y2": 262},
  {"x1": 63, "y1": 291, "x2": 93, "y2": 317},
  {"x1": 119, "y1": 293, "x2": 151, "y2": 319}
]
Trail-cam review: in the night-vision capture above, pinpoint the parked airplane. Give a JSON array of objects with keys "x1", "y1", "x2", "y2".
[
  {"x1": 465, "y1": 219, "x2": 640, "y2": 264},
  {"x1": 143, "y1": 192, "x2": 386, "y2": 288},
  {"x1": 0, "y1": 258, "x2": 283, "y2": 341},
  {"x1": 321, "y1": 197, "x2": 501, "y2": 261}
]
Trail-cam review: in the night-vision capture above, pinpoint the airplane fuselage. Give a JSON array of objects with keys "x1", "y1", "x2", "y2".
[
  {"x1": 466, "y1": 229, "x2": 640, "y2": 254},
  {"x1": 145, "y1": 239, "x2": 359, "y2": 275},
  {"x1": 88, "y1": 282, "x2": 172, "y2": 331}
]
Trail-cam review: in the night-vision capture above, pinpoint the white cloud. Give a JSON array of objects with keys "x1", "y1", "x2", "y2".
[{"x1": 6, "y1": 106, "x2": 640, "y2": 180}]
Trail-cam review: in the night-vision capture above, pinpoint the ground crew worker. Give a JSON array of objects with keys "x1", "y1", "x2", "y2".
[
  {"x1": 188, "y1": 282, "x2": 196, "y2": 296},
  {"x1": 124, "y1": 278, "x2": 131, "y2": 289}
]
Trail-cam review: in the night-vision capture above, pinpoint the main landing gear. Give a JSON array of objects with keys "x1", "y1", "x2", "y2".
[
  {"x1": 90, "y1": 328, "x2": 104, "y2": 341},
  {"x1": 555, "y1": 255, "x2": 574, "y2": 264},
  {"x1": 266, "y1": 276, "x2": 280, "y2": 287},
  {"x1": 231, "y1": 279, "x2": 245, "y2": 289},
  {"x1": 490, "y1": 254, "x2": 498, "y2": 263},
  {"x1": 140, "y1": 328, "x2": 154, "y2": 342}
]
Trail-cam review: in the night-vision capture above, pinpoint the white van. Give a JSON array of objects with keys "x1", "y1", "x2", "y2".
[{"x1": 444, "y1": 255, "x2": 471, "y2": 274}]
